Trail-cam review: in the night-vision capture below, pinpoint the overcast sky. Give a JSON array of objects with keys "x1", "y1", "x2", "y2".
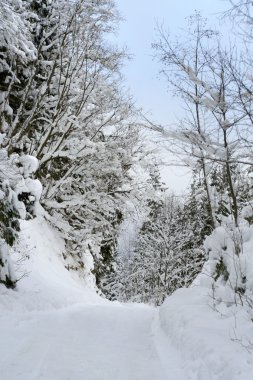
[{"x1": 113, "y1": 0, "x2": 230, "y2": 193}]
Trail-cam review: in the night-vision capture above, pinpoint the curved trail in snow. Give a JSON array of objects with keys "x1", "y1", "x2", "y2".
[{"x1": 0, "y1": 301, "x2": 188, "y2": 380}]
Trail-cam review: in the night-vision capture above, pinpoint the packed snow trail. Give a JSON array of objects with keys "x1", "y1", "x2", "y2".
[
  {"x1": 0, "y1": 217, "x2": 188, "y2": 380},
  {"x1": 0, "y1": 301, "x2": 188, "y2": 380}
]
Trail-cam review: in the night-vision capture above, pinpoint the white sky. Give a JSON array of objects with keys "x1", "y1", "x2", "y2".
[{"x1": 112, "y1": 0, "x2": 231, "y2": 193}]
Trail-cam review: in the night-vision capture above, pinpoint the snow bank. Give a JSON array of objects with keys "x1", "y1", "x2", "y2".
[
  {"x1": 159, "y1": 286, "x2": 253, "y2": 380},
  {"x1": 204, "y1": 224, "x2": 253, "y2": 299},
  {"x1": 157, "y1": 216, "x2": 253, "y2": 379},
  {"x1": 0, "y1": 208, "x2": 100, "y2": 313}
]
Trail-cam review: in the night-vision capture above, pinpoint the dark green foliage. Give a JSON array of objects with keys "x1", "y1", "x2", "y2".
[
  {"x1": 18, "y1": 192, "x2": 36, "y2": 218},
  {"x1": 186, "y1": 175, "x2": 214, "y2": 243},
  {"x1": 94, "y1": 241, "x2": 115, "y2": 288},
  {"x1": 211, "y1": 169, "x2": 230, "y2": 221},
  {"x1": 214, "y1": 258, "x2": 229, "y2": 281},
  {"x1": 0, "y1": 273, "x2": 15, "y2": 289},
  {"x1": 0, "y1": 189, "x2": 19, "y2": 288},
  {"x1": 0, "y1": 197, "x2": 20, "y2": 248},
  {"x1": 95, "y1": 208, "x2": 124, "y2": 289},
  {"x1": 210, "y1": 164, "x2": 250, "y2": 225}
]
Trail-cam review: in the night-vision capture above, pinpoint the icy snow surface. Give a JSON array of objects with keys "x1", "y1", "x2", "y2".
[{"x1": 0, "y1": 214, "x2": 253, "y2": 379}]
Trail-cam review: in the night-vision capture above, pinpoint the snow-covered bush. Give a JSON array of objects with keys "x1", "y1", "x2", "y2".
[
  {"x1": 0, "y1": 184, "x2": 19, "y2": 288},
  {"x1": 0, "y1": 149, "x2": 42, "y2": 288},
  {"x1": 201, "y1": 221, "x2": 253, "y2": 310}
]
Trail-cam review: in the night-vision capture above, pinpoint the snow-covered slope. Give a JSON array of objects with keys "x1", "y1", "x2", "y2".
[{"x1": 0, "y1": 209, "x2": 98, "y2": 313}]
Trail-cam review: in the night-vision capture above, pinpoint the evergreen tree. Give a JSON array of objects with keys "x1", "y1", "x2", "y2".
[{"x1": 107, "y1": 176, "x2": 213, "y2": 305}]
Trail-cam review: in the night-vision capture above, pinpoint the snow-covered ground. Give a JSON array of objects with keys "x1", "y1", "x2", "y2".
[
  {"x1": 1, "y1": 215, "x2": 253, "y2": 380},
  {"x1": 0, "y1": 300, "x2": 189, "y2": 380},
  {"x1": 160, "y1": 287, "x2": 253, "y2": 380},
  {"x1": 0, "y1": 215, "x2": 188, "y2": 380}
]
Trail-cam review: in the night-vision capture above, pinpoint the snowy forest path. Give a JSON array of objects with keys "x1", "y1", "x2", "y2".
[{"x1": 0, "y1": 300, "x2": 188, "y2": 380}]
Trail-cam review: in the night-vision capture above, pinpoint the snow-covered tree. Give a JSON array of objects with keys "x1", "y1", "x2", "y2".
[
  {"x1": 196, "y1": 0, "x2": 253, "y2": 311},
  {"x1": 0, "y1": 149, "x2": 42, "y2": 287},
  {"x1": 0, "y1": 0, "x2": 144, "y2": 289},
  {"x1": 0, "y1": 0, "x2": 36, "y2": 140},
  {"x1": 105, "y1": 179, "x2": 212, "y2": 305},
  {"x1": 0, "y1": 0, "x2": 41, "y2": 288},
  {"x1": 151, "y1": 13, "x2": 251, "y2": 228}
]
